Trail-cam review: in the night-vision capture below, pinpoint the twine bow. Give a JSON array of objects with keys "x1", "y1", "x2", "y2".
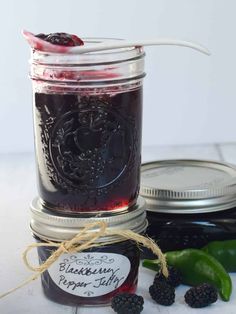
[{"x1": 0, "y1": 221, "x2": 167, "y2": 299}]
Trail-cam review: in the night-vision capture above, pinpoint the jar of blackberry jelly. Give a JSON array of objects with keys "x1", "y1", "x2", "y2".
[
  {"x1": 29, "y1": 39, "x2": 145, "y2": 214},
  {"x1": 30, "y1": 196, "x2": 147, "y2": 306},
  {"x1": 140, "y1": 159, "x2": 236, "y2": 258}
]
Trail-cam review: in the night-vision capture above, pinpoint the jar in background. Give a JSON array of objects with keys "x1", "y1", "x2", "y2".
[
  {"x1": 30, "y1": 197, "x2": 147, "y2": 306},
  {"x1": 30, "y1": 39, "x2": 145, "y2": 214},
  {"x1": 140, "y1": 159, "x2": 236, "y2": 257}
]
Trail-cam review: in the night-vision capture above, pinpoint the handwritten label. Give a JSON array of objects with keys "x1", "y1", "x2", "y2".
[{"x1": 48, "y1": 253, "x2": 131, "y2": 297}]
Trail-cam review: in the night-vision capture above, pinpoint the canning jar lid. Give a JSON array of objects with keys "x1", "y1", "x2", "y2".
[
  {"x1": 140, "y1": 159, "x2": 236, "y2": 214},
  {"x1": 30, "y1": 196, "x2": 147, "y2": 242}
]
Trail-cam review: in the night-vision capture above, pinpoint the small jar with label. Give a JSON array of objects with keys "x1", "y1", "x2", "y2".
[{"x1": 30, "y1": 197, "x2": 147, "y2": 306}]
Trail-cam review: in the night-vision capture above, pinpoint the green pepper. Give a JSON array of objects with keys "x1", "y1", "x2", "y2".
[
  {"x1": 143, "y1": 248, "x2": 232, "y2": 301},
  {"x1": 202, "y1": 239, "x2": 236, "y2": 272}
]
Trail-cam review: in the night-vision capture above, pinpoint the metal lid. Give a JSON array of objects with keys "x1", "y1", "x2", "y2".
[
  {"x1": 30, "y1": 196, "x2": 147, "y2": 242},
  {"x1": 140, "y1": 159, "x2": 236, "y2": 214}
]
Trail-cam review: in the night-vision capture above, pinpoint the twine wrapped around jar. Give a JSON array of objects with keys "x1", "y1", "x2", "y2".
[{"x1": 0, "y1": 221, "x2": 167, "y2": 299}]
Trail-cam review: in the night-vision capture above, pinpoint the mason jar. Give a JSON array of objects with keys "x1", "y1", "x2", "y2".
[
  {"x1": 30, "y1": 196, "x2": 147, "y2": 306},
  {"x1": 139, "y1": 159, "x2": 236, "y2": 257},
  {"x1": 29, "y1": 38, "x2": 145, "y2": 214}
]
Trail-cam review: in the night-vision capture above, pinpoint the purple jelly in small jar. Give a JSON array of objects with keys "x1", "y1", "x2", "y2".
[
  {"x1": 30, "y1": 197, "x2": 147, "y2": 306},
  {"x1": 29, "y1": 38, "x2": 145, "y2": 213}
]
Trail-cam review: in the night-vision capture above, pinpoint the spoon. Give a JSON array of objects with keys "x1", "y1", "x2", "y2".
[{"x1": 22, "y1": 30, "x2": 210, "y2": 55}]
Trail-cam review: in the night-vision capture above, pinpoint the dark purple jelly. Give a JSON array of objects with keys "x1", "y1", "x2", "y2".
[
  {"x1": 33, "y1": 88, "x2": 142, "y2": 213},
  {"x1": 142, "y1": 208, "x2": 236, "y2": 258},
  {"x1": 37, "y1": 239, "x2": 139, "y2": 306}
]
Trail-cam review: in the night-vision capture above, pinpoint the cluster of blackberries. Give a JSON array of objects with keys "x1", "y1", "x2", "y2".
[
  {"x1": 149, "y1": 266, "x2": 218, "y2": 308},
  {"x1": 111, "y1": 267, "x2": 218, "y2": 313}
]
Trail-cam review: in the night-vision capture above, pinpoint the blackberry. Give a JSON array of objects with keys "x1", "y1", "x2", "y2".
[
  {"x1": 149, "y1": 281, "x2": 175, "y2": 306},
  {"x1": 111, "y1": 293, "x2": 144, "y2": 314},
  {"x1": 185, "y1": 283, "x2": 218, "y2": 308},
  {"x1": 45, "y1": 33, "x2": 75, "y2": 46},
  {"x1": 154, "y1": 266, "x2": 182, "y2": 287},
  {"x1": 36, "y1": 32, "x2": 84, "y2": 46}
]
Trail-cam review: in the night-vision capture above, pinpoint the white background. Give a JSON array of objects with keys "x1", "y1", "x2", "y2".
[{"x1": 0, "y1": 0, "x2": 235, "y2": 153}]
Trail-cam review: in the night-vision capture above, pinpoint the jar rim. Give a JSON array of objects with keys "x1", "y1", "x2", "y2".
[
  {"x1": 30, "y1": 197, "x2": 147, "y2": 242},
  {"x1": 31, "y1": 38, "x2": 145, "y2": 66}
]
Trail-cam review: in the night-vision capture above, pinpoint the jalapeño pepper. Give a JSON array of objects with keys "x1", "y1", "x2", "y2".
[
  {"x1": 143, "y1": 248, "x2": 232, "y2": 301},
  {"x1": 202, "y1": 239, "x2": 236, "y2": 272}
]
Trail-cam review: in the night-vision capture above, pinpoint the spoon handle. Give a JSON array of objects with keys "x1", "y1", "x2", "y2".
[{"x1": 68, "y1": 39, "x2": 210, "y2": 55}]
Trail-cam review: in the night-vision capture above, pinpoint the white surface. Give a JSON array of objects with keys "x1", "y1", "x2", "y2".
[
  {"x1": 2, "y1": 0, "x2": 236, "y2": 152},
  {"x1": 1, "y1": 144, "x2": 236, "y2": 313}
]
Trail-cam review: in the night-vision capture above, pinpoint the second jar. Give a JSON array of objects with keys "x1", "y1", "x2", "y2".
[
  {"x1": 30, "y1": 39, "x2": 145, "y2": 213},
  {"x1": 30, "y1": 196, "x2": 147, "y2": 306}
]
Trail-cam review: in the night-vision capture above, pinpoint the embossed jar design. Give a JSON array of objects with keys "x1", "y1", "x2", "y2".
[
  {"x1": 30, "y1": 39, "x2": 145, "y2": 213},
  {"x1": 30, "y1": 197, "x2": 147, "y2": 306}
]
